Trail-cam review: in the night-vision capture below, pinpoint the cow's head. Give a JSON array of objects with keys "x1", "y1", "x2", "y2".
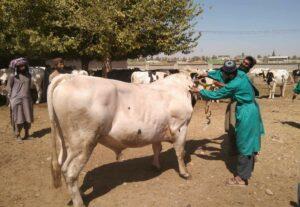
[
  {"x1": 265, "y1": 71, "x2": 274, "y2": 85},
  {"x1": 190, "y1": 72, "x2": 199, "y2": 81},
  {"x1": 292, "y1": 69, "x2": 300, "y2": 83},
  {"x1": 292, "y1": 69, "x2": 300, "y2": 77}
]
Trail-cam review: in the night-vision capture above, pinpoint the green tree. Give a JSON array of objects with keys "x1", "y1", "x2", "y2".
[
  {"x1": 0, "y1": 0, "x2": 78, "y2": 65},
  {"x1": 0, "y1": 0, "x2": 202, "y2": 75}
]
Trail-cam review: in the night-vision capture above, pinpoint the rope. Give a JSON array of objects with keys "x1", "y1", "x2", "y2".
[{"x1": 204, "y1": 101, "x2": 212, "y2": 125}]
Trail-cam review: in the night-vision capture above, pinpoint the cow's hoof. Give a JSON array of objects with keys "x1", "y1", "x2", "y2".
[
  {"x1": 179, "y1": 173, "x2": 192, "y2": 180},
  {"x1": 35, "y1": 101, "x2": 40, "y2": 104}
]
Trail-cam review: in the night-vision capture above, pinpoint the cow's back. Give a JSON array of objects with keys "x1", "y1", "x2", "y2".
[
  {"x1": 51, "y1": 76, "x2": 119, "y2": 139},
  {"x1": 51, "y1": 74, "x2": 192, "y2": 148}
]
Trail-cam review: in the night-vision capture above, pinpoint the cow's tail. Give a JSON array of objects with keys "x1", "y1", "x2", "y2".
[{"x1": 47, "y1": 75, "x2": 69, "y2": 188}]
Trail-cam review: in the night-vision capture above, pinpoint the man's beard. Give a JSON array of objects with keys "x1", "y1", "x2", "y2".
[
  {"x1": 239, "y1": 64, "x2": 250, "y2": 73},
  {"x1": 17, "y1": 69, "x2": 26, "y2": 74}
]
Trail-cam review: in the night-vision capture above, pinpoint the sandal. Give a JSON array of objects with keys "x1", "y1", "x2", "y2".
[{"x1": 226, "y1": 177, "x2": 247, "y2": 187}]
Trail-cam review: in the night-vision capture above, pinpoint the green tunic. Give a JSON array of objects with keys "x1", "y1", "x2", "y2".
[
  {"x1": 200, "y1": 72, "x2": 265, "y2": 156},
  {"x1": 293, "y1": 81, "x2": 300, "y2": 94},
  {"x1": 208, "y1": 69, "x2": 259, "y2": 96},
  {"x1": 207, "y1": 68, "x2": 225, "y2": 83}
]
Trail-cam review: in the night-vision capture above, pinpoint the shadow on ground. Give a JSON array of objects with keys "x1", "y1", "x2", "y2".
[
  {"x1": 258, "y1": 94, "x2": 281, "y2": 99},
  {"x1": 79, "y1": 134, "x2": 235, "y2": 206},
  {"x1": 32, "y1": 127, "x2": 51, "y2": 138},
  {"x1": 280, "y1": 121, "x2": 300, "y2": 129},
  {"x1": 289, "y1": 201, "x2": 298, "y2": 207}
]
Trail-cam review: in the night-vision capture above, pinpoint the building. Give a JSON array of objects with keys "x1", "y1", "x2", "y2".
[
  {"x1": 268, "y1": 56, "x2": 289, "y2": 63},
  {"x1": 217, "y1": 55, "x2": 231, "y2": 60}
]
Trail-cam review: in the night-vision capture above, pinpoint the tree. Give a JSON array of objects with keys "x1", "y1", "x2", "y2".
[
  {"x1": 257, "y1": 55, "x2": 262, "y2": 59},
  {"x1": 72, "y1": 0, "x2": 202, "y2": 75},
  {"x1": 0, "y1": 0, "x2": 202, "y2": 75},
  {"x1": 0, "y1": 0, "x2": 79, "y2": 65},
  {"x1": 272, "y1": 50, "x2": 276, "y2": 56},
  {"x1": 191, "y1": 56, "x2": 201, "y2": 61}
]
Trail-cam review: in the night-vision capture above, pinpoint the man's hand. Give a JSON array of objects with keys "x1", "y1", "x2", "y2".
[
  {"x1": 189, "y1": 87, "x2": 200, "y2": 93},
  {"x1": 213, "y1": 81, "x2": 225, "y2": 87}
]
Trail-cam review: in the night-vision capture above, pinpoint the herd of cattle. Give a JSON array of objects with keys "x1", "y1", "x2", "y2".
[
  {"x1": 46, "y1": 67, "x2": 300, "y2": 207},
  {"x1": 0, "y1": 66, "x2": 299, "y2": 104},
  {"x1": 0, "y1": 66, "x2": 299, "y2": 207}
]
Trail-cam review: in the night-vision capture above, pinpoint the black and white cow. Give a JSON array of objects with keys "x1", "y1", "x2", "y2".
[
  {"x1": 131, "y1": 71, "x2": 169, "y2": 84},
  {"x1": 264, "y1": 69, "x2": 290, "y2": 99},
  {"x1": 292, "y1": 69, "x2": 300, "y2": 83}
]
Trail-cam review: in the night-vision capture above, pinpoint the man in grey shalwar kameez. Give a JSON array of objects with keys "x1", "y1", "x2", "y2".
[{"x1": 7, "y1": 58, "x2": 33, "y2": 142}]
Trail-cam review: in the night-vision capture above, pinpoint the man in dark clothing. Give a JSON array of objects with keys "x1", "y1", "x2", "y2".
[
  {"x1": 7, "y1": 58, "x2": 34, "y2": 142},
  {"x1": 49, "y1": 57, "x2": 66, "y2": 82}
]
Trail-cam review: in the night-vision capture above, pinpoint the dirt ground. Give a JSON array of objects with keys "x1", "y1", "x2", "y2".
[{"x1": 0, "y1": 83, "x2": 299, "y2": 207}]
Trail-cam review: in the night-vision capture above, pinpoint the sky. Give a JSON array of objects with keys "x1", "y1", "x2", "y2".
[{"x1": 187, "y1": 0, "x2": 300, "y2": 57}]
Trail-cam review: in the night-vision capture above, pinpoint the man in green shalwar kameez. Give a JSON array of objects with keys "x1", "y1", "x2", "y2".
[
  {"x1": 203, "y1": 56, "x2": 258, "y2": 155},
  {"x1": 192, "y1": 60, "x2": 265, "y2": 186}
]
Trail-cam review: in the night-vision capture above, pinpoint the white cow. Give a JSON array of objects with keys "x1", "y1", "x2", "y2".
[
  {"x1": 249, "y1": 68, "x2": 270, "y2": 77},
  {"x1": 131, "y1": 71, "x2": 168, "y2": 84},
  {"x1": 71, "y1": 69, "x2": 89, "y2": 76},
  {"x1": 0, "y1": 68, "x2": 11, "y2": 85},
  {"x1": 264, "y1": 69, "x2": 290, "y2": 99},
  {"x1": 48, "y1": 73, "x2": 196, "y2": 207},
  {"x1": 29, "y1": 66, "x2": 45, "y2": 103},
  {"x1": 0, "y1": 67, "x2": 45, "y2": 103}
]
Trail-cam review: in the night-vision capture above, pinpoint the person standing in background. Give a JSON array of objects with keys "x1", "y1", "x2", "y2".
[{"x1": 7, "y1": 58, "x2": 34, "y2": 142}]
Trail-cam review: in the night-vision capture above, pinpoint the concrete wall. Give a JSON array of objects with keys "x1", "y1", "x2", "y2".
[{"x1": 131, "y1": 63, "x2": 300, "y2": 72}]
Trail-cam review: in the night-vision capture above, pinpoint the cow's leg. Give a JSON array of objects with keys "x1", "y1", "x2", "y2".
[
  {"x1": 34, "y1": 83, "x2": 42, "y2": 104},
  {"x1": 268, "y1": 85, "x2": 272, "y2": 99},
  {"x1": 273, "y1": 82, "x2": 277, "y2": 99},
  {"x1": 282, "y1": 82, "x2": 286, "y2": 97},
  {"x1": 173, "y1": 124, "x2": 190, "y2": 179},
  {"x1": 152, "y1": 142, "x2": 162, "y2": 169},
  {"x1": 114, "y1": 149, "x2": 124, "y2": 161},
  {"x1": 270, "y1": 83, "x2": 276, "y2": 99},
  {"x1": 61, "y1": 140, "x2": 97, "y2": 207},
  {"x1": 279, "y1": 85, "x2": 283, "y2": 97}
]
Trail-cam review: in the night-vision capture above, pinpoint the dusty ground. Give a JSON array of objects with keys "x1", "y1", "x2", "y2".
[{"x1": 0, "y1": 83, "x2": 299, "y2": 207}]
